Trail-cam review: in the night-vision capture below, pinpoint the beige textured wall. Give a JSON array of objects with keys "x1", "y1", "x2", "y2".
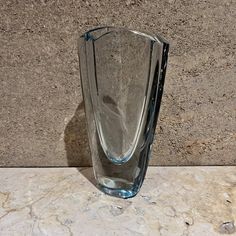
[{"x1": 0, "y1": 0, "x2": 235, "y2": 166}]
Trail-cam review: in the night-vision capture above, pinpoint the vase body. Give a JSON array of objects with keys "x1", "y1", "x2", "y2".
[{"x1": 78, "y1": 27, "x2": 169, "y2": 198}]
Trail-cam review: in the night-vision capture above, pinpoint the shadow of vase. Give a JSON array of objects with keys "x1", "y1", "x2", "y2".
[{"x1": 64, "y1": 101, "x2": 92, "y2": 167}]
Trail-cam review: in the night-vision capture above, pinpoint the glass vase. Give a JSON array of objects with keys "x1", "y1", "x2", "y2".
[{"x1": 78, "y1": 27, "x2": 169, "y2": 198}]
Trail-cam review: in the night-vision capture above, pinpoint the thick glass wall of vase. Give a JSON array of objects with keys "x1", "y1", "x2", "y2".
[{"x1": 78, "y1": 27, "x2": 169, "y2": 198}]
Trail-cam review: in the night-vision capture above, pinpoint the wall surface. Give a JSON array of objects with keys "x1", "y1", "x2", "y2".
[{"x1": 0, "y1": 0, "x2": 235, "y2": 166}]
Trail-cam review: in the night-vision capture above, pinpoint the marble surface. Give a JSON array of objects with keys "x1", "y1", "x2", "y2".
[{"x1": 0, "y1": 167, "x2": 236, "y2": 235}]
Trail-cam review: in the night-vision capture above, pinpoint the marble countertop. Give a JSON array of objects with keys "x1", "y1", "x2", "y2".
[{"x1": 0, "y1": 167, "x2": 235, "y2": 235}]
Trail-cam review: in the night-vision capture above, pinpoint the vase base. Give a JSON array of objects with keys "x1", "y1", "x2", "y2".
[
  {"x1": 97, "y1": 176, "x2": 139, "y2": 199},
  {"x1": 98, "y1": 184, "x2": 138, "y2": 199}
]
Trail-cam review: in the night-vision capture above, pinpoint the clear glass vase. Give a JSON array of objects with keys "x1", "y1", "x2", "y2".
[{"x1": 78, "y1": 27, "x2": 169, "y2": 198}]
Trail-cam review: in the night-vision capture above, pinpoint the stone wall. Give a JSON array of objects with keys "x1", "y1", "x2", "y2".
[{"x1": 0, "y1": 0, "x2": 235, "y2": 166}]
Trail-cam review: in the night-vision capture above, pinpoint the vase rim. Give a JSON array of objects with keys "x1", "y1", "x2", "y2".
[{"x1": 80, "y1": 26, "x2": 169, "y2": 44}]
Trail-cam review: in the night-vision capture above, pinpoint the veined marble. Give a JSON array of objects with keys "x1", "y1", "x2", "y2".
[{"x1": 0, "y1": 167, "x2": 236, "y2": 235}]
